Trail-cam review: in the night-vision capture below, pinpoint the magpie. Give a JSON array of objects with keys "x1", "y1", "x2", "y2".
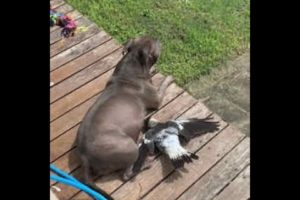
[{"x1": 141, "y1": 117, "x2": 220, "y2": 168}]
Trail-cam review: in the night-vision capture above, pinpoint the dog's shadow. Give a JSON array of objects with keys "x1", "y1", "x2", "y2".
[{"x1": 67, "y1": 127, "x2": 191, "y2": 185}]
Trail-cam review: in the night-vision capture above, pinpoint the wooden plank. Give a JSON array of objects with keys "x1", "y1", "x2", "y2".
[
  {"x1": 51, "y1": 3, "x2": 73, "y2": 16},
  {"x1": 50, "y1": 39, "x2": 120, "y2": 88},
  {"x1": 50, "y1": 48, "x2": 122, "y2": 113},
  {"x1": 51, "y1": 84, "x2": 189, "y2": 199},
  {"x1": 50, "y1": 31, "x2": 110, "y2": 71},
  {"x1": 51, "y1": 71, "x2": 112, "y2": 134},
  {"x1": 50, "y1": 125, "x2": 78, "y2": 163},
  {"x1": 110, "y1": 104, "x2": 226, "y2": 200},
  {"x1": 51, "y1": 24, "x2": 100, "y2": 57},
  {"x1": 141, "y1": 127, "x2": 246, "y2": 200},
  {"x1": 50, "y1": 0, "x2": 65, "y2": 9},
  {"x1": 150, "y1": 91, "x2": 198, "y2": 121},
  {"x1": 177, "y1": 138, "x2": 250, "y2": 200},
  {"x1": 212, "y1": 165, "x2": 250, "y2": 200},
  {"x1": 70, "y1": 192, "x2": 90, "y2": 200},
  {"x1": 50, "y1": 94, "x2": 99, "y2": 141},
  {"x1": 179, "y1": 100, "x2": 213, "y2": 119},
  {"x1": 50, "y1": 16, "x2": 91, "y2": 45},
  {"x1": 50, "y1": 74, "x2": 179, "y2": 162},
  {"x1": 50, "y1": 66, "x2": 112, "y2": 122}
]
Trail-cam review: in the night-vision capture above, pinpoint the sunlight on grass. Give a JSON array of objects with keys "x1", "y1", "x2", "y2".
[{"x1": 67, "y1": 0, "x2": 250, "y2": 86}]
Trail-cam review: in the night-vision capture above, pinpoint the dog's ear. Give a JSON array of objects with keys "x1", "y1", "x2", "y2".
[
  {"x1": 150, "y1": 40, "x2": 161, "y2": 65},
  {"x1": 144, "y1": 40, "x2": 161, "y2": 67},
  {"x1": 138, "y1": 40, "x2": 160, "y2": 67},
  {"x1": 122, "y1": 39, "x2": 134, "y2": 55},
  {"x1": 138, "y1": 48, "x2": 149, "y2": 67}
]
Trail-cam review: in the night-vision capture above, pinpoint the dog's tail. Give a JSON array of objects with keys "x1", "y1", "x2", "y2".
[
  {"x1": 84, "y1": 182, "x2": 114, "y2": 200},
  {"x1": 80, "y1": 155, "x2": 114, "y2": 200}
]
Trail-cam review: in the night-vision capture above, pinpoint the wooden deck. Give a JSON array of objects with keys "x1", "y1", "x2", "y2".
[{"x1": 50, "y1": 1, "x2": 250, "y2": 200}]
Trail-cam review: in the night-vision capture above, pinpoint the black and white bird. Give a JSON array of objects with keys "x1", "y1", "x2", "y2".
[{"x1": 140, "y1": 117, "x2": 220, "y2": 168}]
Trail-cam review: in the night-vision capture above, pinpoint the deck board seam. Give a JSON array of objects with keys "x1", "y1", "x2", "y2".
[{"x1": 174, "y1": 136, "x2": 247, "y2": 200}]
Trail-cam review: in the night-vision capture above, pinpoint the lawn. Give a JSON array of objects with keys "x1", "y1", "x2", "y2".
[{"x1": 67, "y1": 0, "x2": 250, "y2": 86}]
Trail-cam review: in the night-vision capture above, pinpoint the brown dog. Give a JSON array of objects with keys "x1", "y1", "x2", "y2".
[{"x1": 76, "y1": 36, "x2": 173, "y2": 195}]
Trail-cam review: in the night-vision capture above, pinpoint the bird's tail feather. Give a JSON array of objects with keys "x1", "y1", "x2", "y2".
[{"x1": 170, "y1": 151, "x2": 199, "y2": 168}]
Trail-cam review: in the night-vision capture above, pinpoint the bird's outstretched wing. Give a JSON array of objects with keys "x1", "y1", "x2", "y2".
[
  {"x1": 142, "y1": 118, "x2": 218, "y2": 169},
  {"x1": 173, "y1": 116, "x2": 220, "y2": 140}
]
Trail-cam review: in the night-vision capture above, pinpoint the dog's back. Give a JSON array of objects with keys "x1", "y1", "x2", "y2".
[{"x1": 76, "y1": 37, "x2": 162, "y2": 184}]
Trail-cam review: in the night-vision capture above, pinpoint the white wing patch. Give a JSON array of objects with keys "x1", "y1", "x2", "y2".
[
  {"x1": 171, "y1": 119, "x2": 191, "y2": 131},
  {"x1": 161, "y1": 134, "x2": 189, "y2": 159},
  {"x1": 175, "y1": 119, "x2": 191, "y2": 123},
  {"x1": 143, "y1": 134, "x2": 151, "y2": 144}
]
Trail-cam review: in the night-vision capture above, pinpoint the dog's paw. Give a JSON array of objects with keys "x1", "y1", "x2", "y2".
[
  {"x1": 148, "y1": 117, "x2": 159, "y2": 128},
  {"x1": 141, "y1": 155, "x2": 156, "y2": 171},
  {"x1": 164, "y1": 75, "x2": 174, "y2": 85},
  {"x1": 122, "y1": 48, "x2": 128, "y2": 55},
  {"x1": 149, "y1": 65, "x2": 156, "y2": 75}
]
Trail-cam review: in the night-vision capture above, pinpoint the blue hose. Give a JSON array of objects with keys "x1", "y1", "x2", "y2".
[
  {"x1": 50, "y1": 164, "x2": 107, "y2": 200},
  {"x1": 50, "y1": 164, "x2": 79, "y2": 183}
]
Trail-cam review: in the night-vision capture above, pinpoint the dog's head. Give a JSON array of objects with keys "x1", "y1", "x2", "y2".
[{"x1": 123, "y1": 36, "x2": 161, "y2": 68}]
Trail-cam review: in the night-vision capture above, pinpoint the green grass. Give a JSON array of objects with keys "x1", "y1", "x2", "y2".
[{"x1": 67, "y1": 0, "x2": 249, "y2": 86}]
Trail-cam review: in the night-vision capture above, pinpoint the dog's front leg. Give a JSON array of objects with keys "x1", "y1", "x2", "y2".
[
  {"x1": 157, "y1": 75, "x2": 174, "y2": 98},
  {"x1": 142, "y1": 76, "x2": 174, "y2": 110},
  {"x1": 123, "y1": 142, "x2": 153, "y2": 181}
]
